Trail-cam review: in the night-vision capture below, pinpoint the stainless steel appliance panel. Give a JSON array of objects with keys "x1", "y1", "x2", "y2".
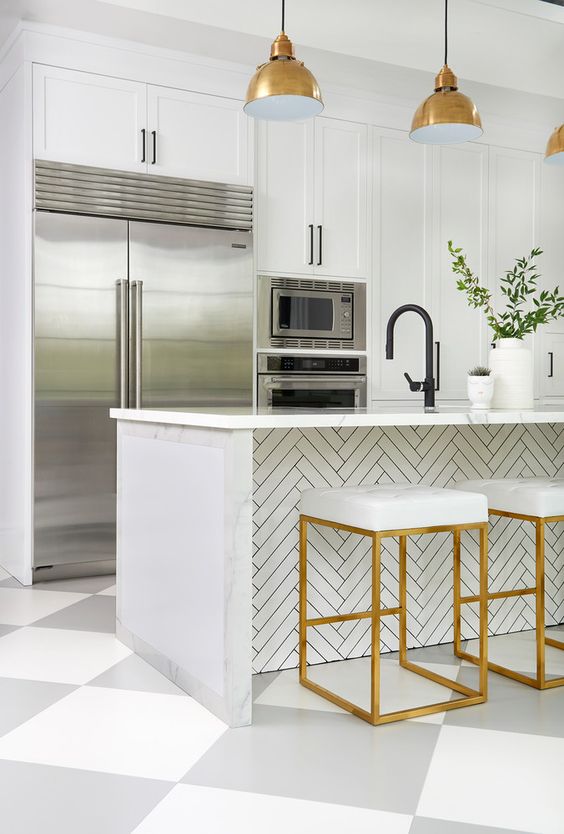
[
  {"x1": 34, "y1": 212, "x2": 128, "y2": 570},
  {"x1": 129, "y1": 222, "x2": 253, "y2": 407}
]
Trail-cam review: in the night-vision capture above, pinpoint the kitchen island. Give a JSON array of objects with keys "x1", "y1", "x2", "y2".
[{"x1": 110, "y1": 405, "x2": 564, "y2": 726}]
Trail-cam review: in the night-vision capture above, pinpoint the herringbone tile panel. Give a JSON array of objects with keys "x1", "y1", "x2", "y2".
[{"x1": 252, "y1": 424, "x2": 564, "y2": 673}]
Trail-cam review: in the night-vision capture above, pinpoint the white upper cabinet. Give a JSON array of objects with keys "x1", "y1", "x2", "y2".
[
  {"x1": 256, "y1": 116, "x2": 369, "y2": 279},
  {"x1": 432, "y1": 142, "x2": 488, "y2": 400},
  {"x1": 313, "y1": 118, "x2": 368, "y2": 279},
  {"x1": 256, "y1": 120, "x2": 314, "y2": 275},
  {"x1": 147, "y1": 86, "x2": 252, "y2": 185},
  {"x1": 372, "y1": 128, "x2": 429, "y2": 399},
  {"x1": 538, "y1": 162, "x2": 564, "y2": 398},
  {"x1": 33, "y1": 65, "x2": 147, "y2": 172}
]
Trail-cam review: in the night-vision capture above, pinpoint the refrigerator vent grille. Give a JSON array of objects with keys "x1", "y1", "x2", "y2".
[
  {"x1": 270, "y1": 337, "x2": 352, "y2": 349},
  {"x1": 269, "y1": 277, "x2": 356, "y2": 292},
  {"x1": 34, "y1": 160, "x2": 253, "y2": 231}
]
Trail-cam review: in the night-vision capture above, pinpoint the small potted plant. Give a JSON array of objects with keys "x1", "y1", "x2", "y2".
[
  {"x1": 449, "y1": 242, "x2": 564, "y2": 408},
  {"x1": 467, "y1": 366, "x2": 494, "y2": 409}
]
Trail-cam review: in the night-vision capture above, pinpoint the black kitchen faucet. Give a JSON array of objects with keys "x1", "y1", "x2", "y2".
[{"x1": 385, "y1": 304, "x2": 436, "y2": 412}]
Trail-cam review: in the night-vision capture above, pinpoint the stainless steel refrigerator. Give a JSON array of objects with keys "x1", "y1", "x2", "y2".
[{"x1": 33, "y1": 210, "x2": 253, "y2": 579}]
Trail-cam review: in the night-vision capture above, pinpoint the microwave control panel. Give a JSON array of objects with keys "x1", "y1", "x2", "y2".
[{"x1": 340, "y1": 295, "x2": 353, "y2": 338}]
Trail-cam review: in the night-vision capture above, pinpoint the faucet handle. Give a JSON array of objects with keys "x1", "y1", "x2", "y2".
[{"x1": 404, "y1": 372, "x2": 422, "y2": 392}]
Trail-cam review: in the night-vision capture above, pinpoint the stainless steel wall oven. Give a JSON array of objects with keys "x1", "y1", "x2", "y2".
[{"x1": 257, "y1": 355, "x2": 367, "y2": 409}]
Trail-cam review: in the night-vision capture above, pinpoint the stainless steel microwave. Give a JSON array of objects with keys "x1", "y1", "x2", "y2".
[{"x1": 257, "y1": 276, "x2": 366, "y2": 350}]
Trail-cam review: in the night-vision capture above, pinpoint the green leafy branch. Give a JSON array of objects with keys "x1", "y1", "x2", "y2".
[{"x1": 448, "y1": 241, "x2": 564, "y2": 341}]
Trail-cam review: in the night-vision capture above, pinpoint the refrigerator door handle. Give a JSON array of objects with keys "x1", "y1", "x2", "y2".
[
  {"x1": 117, "y1": 279, "x2": 129, "y2": 408},
  {"x1": 131, "y1": 280, "x2": 143, "y2": 409}
]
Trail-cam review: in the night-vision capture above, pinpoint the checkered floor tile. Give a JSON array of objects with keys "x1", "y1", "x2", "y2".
[{"x1": 0, "y1": 570, "x2": 562, "y2": 832}]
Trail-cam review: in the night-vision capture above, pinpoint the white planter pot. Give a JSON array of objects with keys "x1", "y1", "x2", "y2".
[
  {"x1": 489, "y1": 338, "x2": 534, "y2": 409},
  {"x1": 467, "y1": 375, "x2": 495, "y2": 409}
]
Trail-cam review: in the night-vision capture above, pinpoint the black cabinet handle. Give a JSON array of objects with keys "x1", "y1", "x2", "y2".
[
  {"x1": 317, "y1": 224, "x2": 322, "y2": 266},
  {"x1": 308, "y1": 224, "x2": 314, "y2": 265},
  {"x1": 549, "y1": 351, "x2": 554, "y2": 378},
  {"x1": 141, "y1": 129, "x2": 146, "y2": 163},
  {"x1": 435, "y1": 341, "x2": 441, "y2": 391},
  {"x1": 151, "y1": 130, "x2": 157, "y2": 164}
]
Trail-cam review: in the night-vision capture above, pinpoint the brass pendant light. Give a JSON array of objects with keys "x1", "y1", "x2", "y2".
[
  {"x1": 410, "y1": 0, "x2": 482, "y2": 144},
  {"x1": 545, "y1": 125, "x2": 564, "y2": 165},
  {"x1": 244, "y1": 0, "x2": 323, "y2": 121}
]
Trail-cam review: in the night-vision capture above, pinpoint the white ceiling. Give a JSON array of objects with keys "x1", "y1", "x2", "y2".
[{"x1": 2, "y1": 0, "x2": 564, "y2": 102}]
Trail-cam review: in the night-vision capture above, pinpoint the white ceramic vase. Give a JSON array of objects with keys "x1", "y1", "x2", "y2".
[
  {"x1": 488, "y1": 338, "x2": 534, "y2": 409},
  {"x1": 467, "y1": 375, "x2": 495, "y2": 409}
]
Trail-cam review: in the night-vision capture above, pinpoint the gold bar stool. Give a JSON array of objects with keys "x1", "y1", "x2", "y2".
[
  {"x1": 299, "y1": 483, "x2": 489, "y2": 725},
  {"x1": 454, "y1": 477, "x2": 564, "y2": 690}
]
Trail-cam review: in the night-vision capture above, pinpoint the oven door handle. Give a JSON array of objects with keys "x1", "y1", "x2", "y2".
[{"x1": 264, "y1": 376, "x2": 366, "y2": 385}]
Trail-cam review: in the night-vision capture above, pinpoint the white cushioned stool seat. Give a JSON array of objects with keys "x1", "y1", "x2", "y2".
[
  {"x1": 300, "y1": 483, "x2": 487, "y2": 532},
  {"x1": 452, "y1": 477, "x2": 564, "y2": 518}
]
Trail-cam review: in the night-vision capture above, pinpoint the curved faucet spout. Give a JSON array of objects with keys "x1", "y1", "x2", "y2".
[{"x1": 385, "y1": 304, "x2": 436, "y2": 411}]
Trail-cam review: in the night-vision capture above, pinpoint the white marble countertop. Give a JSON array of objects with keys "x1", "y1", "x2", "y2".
[{"x1": 110, "y1": 404, "x2": 564, "y2": 430}]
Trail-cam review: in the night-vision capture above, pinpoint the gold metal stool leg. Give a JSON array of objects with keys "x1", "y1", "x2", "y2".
[
  {"x1": 398, "y1": 535, "x2": 407, "y2": 667},
  {"x1": 299, "y1": 516, "x2": 308, "y2": 681},
  {"x1": 370, "y1": 534, "x2": 381, "y2": 723},
  {"x1": 536, "y1": 520, "x2": 546, "y2": 688}
]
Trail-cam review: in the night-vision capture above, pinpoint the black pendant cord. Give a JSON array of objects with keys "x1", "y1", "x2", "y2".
[
  {"x1": 281, "y1": 0, "x2": 285, "y2": 32},
  {"x1": 444, "y1": 0, "x2": 448, "y2": 66}
]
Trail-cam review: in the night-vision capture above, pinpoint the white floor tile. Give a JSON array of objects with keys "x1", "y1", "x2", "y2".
[
  {"x1": 259, "y1": 657, "x2": 462, "y2": 723},
  {"x1": 417, "y1": 725, "x2": 564, "y2": 833},
  {"x1": 0, "y1": 627, "x2": 131, "y2": 684},
  {"x1": 0, "y1": 686, "x2": 227, "y2": 781},
  {"x1": 97, "y1": 585, "x2": 116, "y2": 596},
  {"x1": 132, "y1": 783, "x2": 414, "y2": 834},
  {"x1": 466, "y1": 630, "x2": 564, "y2": 676},
  {"x1": 0, "y1": 587, "x2": 88, "y2": 626}
]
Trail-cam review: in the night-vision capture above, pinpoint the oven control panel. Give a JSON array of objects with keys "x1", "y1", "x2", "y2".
[{"x1": 262, "y1": 355, "x2": 365, "y2": 373}]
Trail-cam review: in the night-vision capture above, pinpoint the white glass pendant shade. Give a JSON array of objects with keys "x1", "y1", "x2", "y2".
[{"x1": 545, "y1": 125, "x2": 564, "y2": 166}]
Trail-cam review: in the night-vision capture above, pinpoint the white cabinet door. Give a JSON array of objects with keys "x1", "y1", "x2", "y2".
[
  {"x1": 372, "y1": 129, "x2": 430, "y2": 400},
  {"x1": 541, "y1": 334, "x2": 564, "y2": 398},
  {"x1": 538, "y1": 162, "x2": 564, "y2": 399},
  {"x1": 489, "y1": 147, "x2": 540, "y2": 393},
  {"x1": 33, "y1": 65, "x2": 147, "y2": 172},
  {"x1": 147, "y1": 86, "x2": 251, "y2": 185},
  {"x1": 433, "y1": 143, "x2": 489, "y2": 400},
  {"x1": 313, "y1": 118, "x2": 369, "y2": 279},
  {"x1": 256, "y1": 120, "x2": 314, "y2": 275}
]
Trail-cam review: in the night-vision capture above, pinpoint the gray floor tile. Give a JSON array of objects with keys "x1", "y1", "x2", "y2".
[
  {"x1": 0, "y1": 678, "x2": 76, "y2": 736},
  {"x1": 252, "y1": 670, "x2": 280, "y2": 700},
  {"x1": 30, "y1": 594, "x2": 116, "y2": 633},
  {"x1": 445, "y1": 665, "x2": 564, "y2": 737},
  {"x1": 410, "y1": 818, "x2": 535, "y2": 834},
  {"x1": 383, "y1": 642, "x2": 463, "y2": 668},
  {"x1": 32, "y1": 575, "x2": 116, "y2": 594},
  {"x1": 87, "y1": 654, "x2": 185, "y2": 695},
  {"x1": 182, "y1": 704, "x2": 440, "y2": 814},
  {"x1": 0, "y1": 759, "x2": 172, "y2": 834},
  {"x1": 0, "y1": 577, "x2": 24, "y2": 589}
]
